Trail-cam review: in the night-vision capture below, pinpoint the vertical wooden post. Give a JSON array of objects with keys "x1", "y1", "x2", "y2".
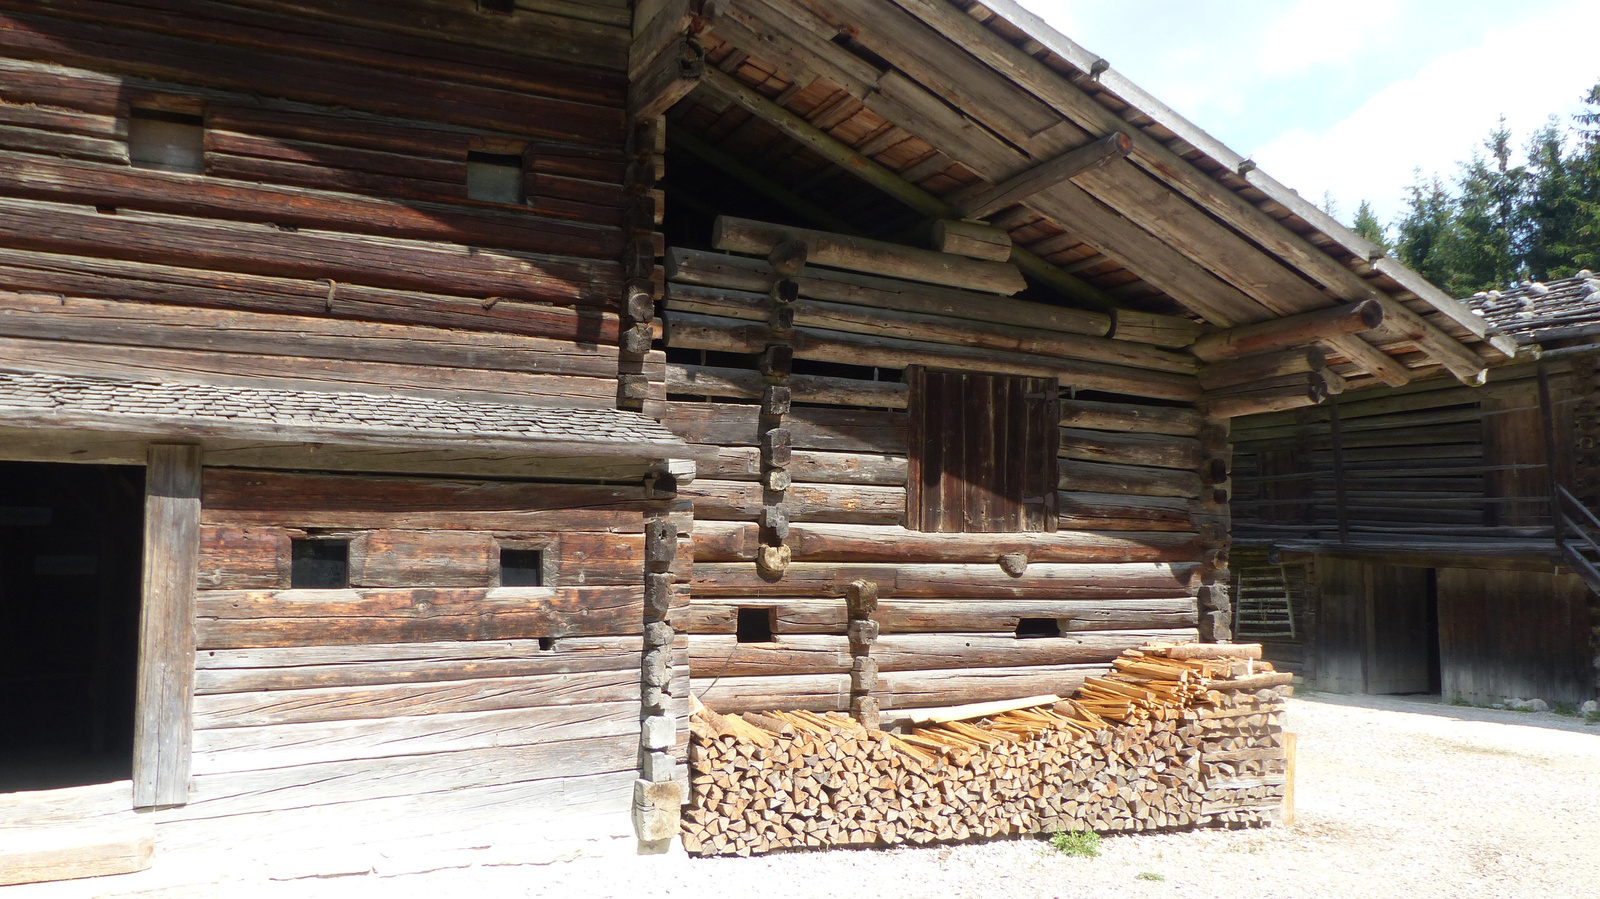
[
  {"x1": 133, "y1": 444, "x2": 201, "y2": 809},
  {"x1": 1537, "y1": 362, "x2": 1563, "y2": 553},
  {"x1": 1329, "y1": 397, "x2": 1348, "y2": 545},
  {"x1": 1282, "y1": 731, "x2": 1297, "y2": 826}
]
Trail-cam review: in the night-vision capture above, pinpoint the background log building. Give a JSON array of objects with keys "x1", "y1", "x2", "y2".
[
  {"x1": 1231, "y1": 274, "x2": 1600, "y2": 707},
  {"x1": 0, "y1": 0, "x2": 1522, "y2": 883}
]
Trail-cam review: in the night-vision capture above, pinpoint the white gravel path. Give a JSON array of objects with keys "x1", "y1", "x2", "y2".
[{"x1": 344, "y1": 692, "x2": 1600, "y2": 899}]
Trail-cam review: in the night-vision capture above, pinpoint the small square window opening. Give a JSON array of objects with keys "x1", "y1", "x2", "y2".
[
  {"x1": 1014, "y1": 617, "x2": 1061, "y2": 638},
  {"x1": 129, "y1": 109, "x2": 204, "y2": 174},
  {"x1": 466, "y1": 151, "x2": 524, "y2": 204},
  {"x1": 736, "y1": 607, "x2": 774, "y2": 643},
  {"x1": 499, "y1": 548, "x2": 544, "y2": 587},
  {"x1": 290, "y1": 539, "x2": 348, "y2": 589}
]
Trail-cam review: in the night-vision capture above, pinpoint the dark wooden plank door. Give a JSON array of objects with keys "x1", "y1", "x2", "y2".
[{"x1": 1365, "y1": 563, "x2": 1432, "y2": 694}]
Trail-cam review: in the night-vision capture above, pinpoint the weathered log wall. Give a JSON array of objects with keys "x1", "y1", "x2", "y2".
[
  {"x1": 0, "y1": 0, "x2": 660, "y2": 415},
  {"x1": 661, "y1": 231, "x2": 1222, "y2": 713},
  {"x1": 181, "y1": 467, "x2": 682, "y2": 825},
  {"x1": 1232, "y1": 364, "x2": 1573, "y2": 542}
]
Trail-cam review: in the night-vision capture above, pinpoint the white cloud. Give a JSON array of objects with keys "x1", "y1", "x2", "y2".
[
  {"x1": 1258, "y1": 0, "x2": 1396, "y2": 74},
  {"x1": 1251, "y1": 1, "x2": 1597, "y2": 228}
]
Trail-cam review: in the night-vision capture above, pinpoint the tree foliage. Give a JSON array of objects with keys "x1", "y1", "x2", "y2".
[{"x1": 1367, "y1": 80, "x2": 1600, "y2": 295}]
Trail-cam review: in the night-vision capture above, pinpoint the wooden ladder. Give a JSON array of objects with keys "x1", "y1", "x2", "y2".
[{"x1": 1231, "y1": 550, "x2": 1297, "y2": 639}]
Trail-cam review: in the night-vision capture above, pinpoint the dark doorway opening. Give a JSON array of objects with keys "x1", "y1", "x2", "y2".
[{"x1": 0, "y1": 462, "x2": 145, "y2": 793}]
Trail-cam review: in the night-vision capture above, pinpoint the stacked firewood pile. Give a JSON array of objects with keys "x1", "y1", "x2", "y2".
[{"x1": 682, "y1": 643, "x2": 1292, "y2": 856}]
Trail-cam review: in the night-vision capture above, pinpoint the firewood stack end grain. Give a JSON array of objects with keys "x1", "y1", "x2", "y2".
[{"x1": 682, "y1": 642, "x2": 1292, "y2": 856}]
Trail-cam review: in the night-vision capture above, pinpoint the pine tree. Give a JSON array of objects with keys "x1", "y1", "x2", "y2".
[
  {"x1": 1564, "y1": 79, "x2": 1600, "y2": 273},
  {"x1": 1393, "y1": 171, "x2": 1458, "y2": 288},
  {"x1": 1446, "y1": 117, "x2": 1525, "y2": 294},
  {"x1": 1351, "y1": 200, "x2": 1389, "y2": 253},
  {"x1": 1521, "y1": 119, "x2": 1578, "y2": 278}
]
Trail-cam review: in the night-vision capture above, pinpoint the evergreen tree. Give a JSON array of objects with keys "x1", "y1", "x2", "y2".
[
  {"x1": 1351, "y1": 200, "x2": 1389, "y2": 252},
  {"x1": 1393, "y1": 171, "x2": 1458, "y2": 288},
  {"x1": 1521, "y1": 119, "x2": 1578, "y2": 278},
  {"x1": 1565, "y1": 79, "x2": 1600, "y2": 273},
  {"x1": 1445, "y1": 117, "x2": 1525, "y2": 294}
]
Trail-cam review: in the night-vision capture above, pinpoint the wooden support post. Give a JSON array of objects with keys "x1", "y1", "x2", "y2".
[
  {"x1": 133, "y1": 443, "x2": 200, "y2": 809},
  {"x1": 637, "y1": 508, "x2": 683, "y2": 847},
  {"x1": 846, "y1": 579, "x2": 880, "y2": 728},
  {"x1": 1330, "y1": 396, "x2": 1348, "y2": 545},
  {"x1": 1282, "y1": 731, "x2": 1297, "y2": 826},
  {"x1": 1538, "y1": 362, "x2": 1562, "y2": 550}
]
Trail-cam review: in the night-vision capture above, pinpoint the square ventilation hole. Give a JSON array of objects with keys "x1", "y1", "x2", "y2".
[
  {"x1": 499, "y1": 547, "x2": 544, "y2": 587},
  {"x1": 466, "y1": 150, "x2": 524, "y2": 203},
  {"x1": 1014, "y1": 617, "x2": 1061, "y2": 638},
  {"x1": 736, "y1": 607, "x2": 774, "y2": 643},
  {"x1": 129, "y1": 108, "x2": 204, "y2": 174},
  {"x1": 290, "y1": 539, "x2": 348, "y2": 589}
]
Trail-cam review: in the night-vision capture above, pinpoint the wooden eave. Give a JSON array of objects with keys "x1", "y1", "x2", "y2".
[{"x1": 658, "y1": 0, "x2": 1512, "y2": 393}]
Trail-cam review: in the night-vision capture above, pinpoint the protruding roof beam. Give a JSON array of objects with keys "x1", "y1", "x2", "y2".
[
  {"x1": 1191, "y1": 300, "x2": 1384, "y2": 362},
  {"x1": 951, "y1": 131, "x2": 1132, "y2": 219}
]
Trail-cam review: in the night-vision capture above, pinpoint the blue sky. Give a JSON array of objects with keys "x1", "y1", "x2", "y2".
[{"x1": 1018, "y1": 0, "x2": 1600, "y2": 230}]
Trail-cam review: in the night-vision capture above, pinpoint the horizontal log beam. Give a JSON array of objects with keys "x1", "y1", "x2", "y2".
[
  {"x1": 712, "y1": 215, "x2": 1027, "y2": 296},
  {"x1": 1197, "y1": 346, "x2": 1326, "y2": 392},
  {"x1": 1190, "y1": 301, "x2": 1383, "y2": 362}
]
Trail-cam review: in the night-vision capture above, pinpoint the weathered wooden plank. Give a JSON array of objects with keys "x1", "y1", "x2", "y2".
[
  {"x1": 1057, "y1": 491, "x2": 1197, "y2": 532},
  {"x1": 664, "y1": 312, "x2": 1200, "y2": 400},
  {"x1": 1059, "y1": 459, "x2": 1202, "y2": 499},
  {"x1": 1057, "y1": 398, "x2": 1202, "y2": 436},
  {"x1": 666, "y1": 362, "x2": 910, "y2": 408},
  {"x1": 193, "y1": 636, "x2": 642, "y2": 694},
  {"x1": 868, "y1": 629, "x2": 1194, "y2": 671},
  {"x1": 680, "y1": 597, "x2": 1197, "y2": 636},
  {"x1": 194, "y1": 585, "x2": 643, "y2": 648},
  {"x1": 0, "y1": 333, "x2": 619, "y2": 409},
  {"x1": 695, "y1": 446, "x2": 907, "y2": 486},
  {"x1": 0, "y1": 828, "x2": 154, "y2": 887},
  {"x1": 1058, "y1": 427, "x2": 1200, "y2": 470},
  {"x1": 0, "y1": 293, "x2": 622, "y2": 378},
  {"x1": 0, "y1": 4, "x2": 628, "y2": 136},
  {"x1": 665, "y1": 401, "x2": 906, "y2": 452},
  {"x1": 0, "y1": 248, "x2": 621, "y2": 342},
  {"x1": 667, "y1": 246, "x2": 1110, "y2": 337},
  {"x1": 0, "y1": 149, "x2": 623, "y2": 259},
  {"x1": 0, "y1": 196, "x2": 621, "y2": 307},
  {"x1": 690, "y1": 673, "x2": 852, "y2": 713},
  {"x1": 189, "y1": 701, "x2": 641, "y2": 775},
  {"x1": 193, "y1": 670, "x2": 640, "y2": 729},
  {"x1": 681, "y1": 479, "x2": 905, "y2": 525},
  {"x1": 181, "y1": 737, "x2": 637, "y2": 819},
  {"x1": 691, "y1": 520, "x2": 1205, "y2": 563},
  {"x1": 133, "y1": 443, "x2": 201, "y2": 809},
  {"x1": 690, "y1": 561, "x2": 1199, "y2": 598},
  {"x1": 876, "y1": 663, "x2": 1109, "y2": 711},
  {"x1": 200, "y1": 470, "x2": 653, "y2": 529}
]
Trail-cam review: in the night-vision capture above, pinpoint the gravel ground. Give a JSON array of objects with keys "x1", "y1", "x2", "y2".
[
  {"x1": 307, "y1": 692, "x2": 1600, "y2": 899},
  {"x1": 36, "y1": 693, "x2": 1600, "y2": 898}
]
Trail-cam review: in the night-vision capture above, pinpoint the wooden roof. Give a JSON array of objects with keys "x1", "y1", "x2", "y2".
[
  {"x1": 660, "y1": 0, "x2": 1520, "y2": 393},
  {"x1": 1466, "y1": 273, "x2": 1600, "y2": 347}
]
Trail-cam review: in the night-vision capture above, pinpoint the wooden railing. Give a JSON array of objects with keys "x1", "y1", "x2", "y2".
[{"x1": 1555, "y1": 484, "x2": 1600, "y2": 594}]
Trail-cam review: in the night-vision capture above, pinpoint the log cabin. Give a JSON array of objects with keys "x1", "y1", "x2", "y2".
[
  {"x1": 1231, "y1": 273, "x2": 1600, "y2": 707},
  {"x1": 0, "y1": 0, "x2": 1513, "y2": 884}
]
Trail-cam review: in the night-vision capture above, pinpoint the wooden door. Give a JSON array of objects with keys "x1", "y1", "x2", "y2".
[
  {"x1": 1365, "y1": 564, "x2": 1432, "y2": 694},
  {"x1": 1313, "y1": 556, "x2": 1366, "y2": 693}
]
